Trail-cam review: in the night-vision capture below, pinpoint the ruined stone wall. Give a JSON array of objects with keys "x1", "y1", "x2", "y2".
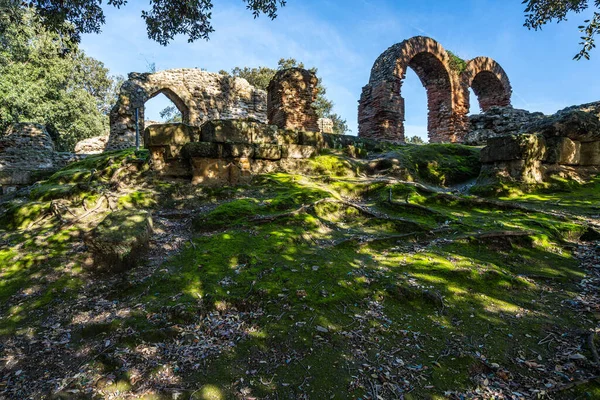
[
  {"x1": 267, "y1": 68, "x2": 319, "y2": 132},
  {"x1": 479, "y1": 104, "x2": 600, "y2": 184},
  {"x1": 466, "y1": 107, "x2": 545, "y2": 145},
  {"x1": 108, "y1": 69, "x2": 268, "y2": 150},
  {"x1": 0, "y1": 123, "x2": 84, "y2": 193},
  {"x1": 358, "y1": 36, "x2": 512, "y2": 143}
]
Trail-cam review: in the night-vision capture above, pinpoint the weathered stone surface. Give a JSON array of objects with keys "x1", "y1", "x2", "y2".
[
  {"x1": 527, "y1": 108, "x2": 600, "y2": 143},
  {"x1": 108, "y1": 69, "x2": 267, "y2": 150},
  {"x1": 480, "y1": 134, "x2": 546, "y2": 163},
  {"x1": 282, "y1": 145, "x2": 317, "y2": 159},
  {"x1": 0, "y1": 123, "x2": 85, "y2": 192},
  {"x1": 580, "y1": 142, "x2": 600, "y2": 166},
  {"x1": 318, "y1": 118, "x2": 334, "y2": 134},
  {"x1": 146, "y1": 123, "x2": 200, "y2": 147},
  {"x1": 85, "y1": 210, "x2": 153, "y2": 271},
  {"x1": 74, "y1": 135, "x2": 109, "y2": 154},
  {"x1": 358, "y1": 36, "x2": 512, "y2": 143},
  {"x1": 299, "y1": 131, "x2": 325, "y2": 147},
  {"x1": 479, "y1": 160, "x2": 544, "y2": 184},
  {"x1": 545, "y1": 137, "x2": 581, "y2": 165},
  {"x1": 181, "y1": 142, "x2": 221, "y2": 160},
  {"x1": 222, "y1": 143, "x2": 254, "y2": 159},
  {"x1": 466, "y1": 107, "x2": 545, "y2": 145},
  {"x1": 254, "y1": 144, "x2": 282, "y2": 160},
  {"x1": 200, "y1": 119, "x2": 259, "y2": 144},
  {"x1": 189, "y1": 158, "x2": 230, "y2": 185},
  {"x1": 268, "y1": 68, "x2": 319, "y2": 132}
]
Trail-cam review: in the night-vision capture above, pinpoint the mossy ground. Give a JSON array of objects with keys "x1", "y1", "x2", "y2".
[{"x1": 0, "y1": 145, "x2": 598, "y2": 399}]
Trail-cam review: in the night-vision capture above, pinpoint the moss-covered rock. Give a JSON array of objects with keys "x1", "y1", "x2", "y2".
[{"x1": 85, "y1": 210, "x2": 153, "y2": 272}]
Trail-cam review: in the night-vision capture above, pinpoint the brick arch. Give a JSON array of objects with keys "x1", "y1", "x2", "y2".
[
  {"x1": 461, "y1": 56, "x2": 512, "y2": 113},
  {"x1": 358, "y1": 36, "x2": 462, "y2": 143}
]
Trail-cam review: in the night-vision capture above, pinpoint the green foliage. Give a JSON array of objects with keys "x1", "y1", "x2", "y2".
[
  {"x1": 9, "y1": 0, "x2": 286, "y2": 45},
  {"x1": 0, "y1": 10, "x2": 122, "y2": 150},
  {"x1": 447, "y1": 50, "x2": 467, "y2": 73},
  {"x1": 223, "y1": 58, "x2": 350, "y2": 134},
  {"x1": 405, "y1": 135, "x2": 425, "y2": 144},
  {"x1": 523, "y1": 0, "x2": 600, "y2": 60}
]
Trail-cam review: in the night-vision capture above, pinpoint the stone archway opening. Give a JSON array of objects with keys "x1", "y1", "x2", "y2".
[
  {"x1": 406, "y1": 51, "x2": 454, "y2": 143},
  {"x1": 470, "y1": 70, "x2": 511, "y2": 112},
  {"x1": 139, "y1": 88, "x2": 191, "y2": 133}
]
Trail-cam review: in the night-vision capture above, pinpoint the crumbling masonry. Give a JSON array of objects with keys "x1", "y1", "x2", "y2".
[
  {"x1": 358, "y1": 36, "x2": 512, "y2": 143},
  {"x1": 108, "y1": 69, "x2": 268, "y2": 150}
]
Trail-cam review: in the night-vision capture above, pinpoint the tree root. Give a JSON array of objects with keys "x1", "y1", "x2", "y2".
[{"x1": 252, "y1": 197, "x2": 427, "y2": 229}]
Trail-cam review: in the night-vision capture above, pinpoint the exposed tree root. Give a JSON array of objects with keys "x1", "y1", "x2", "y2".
[{"x1": 252, "y1": 197, "x2": 427, "y2": 229}]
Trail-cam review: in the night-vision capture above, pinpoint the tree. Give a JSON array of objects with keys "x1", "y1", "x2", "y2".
[
  {"x1": 406, "y1": 135, "x2": 425, "y2": 145},
  {"x1": 0, "y1": 10, "x2": 122, "y2": 150},
  {"x1": 523, "y1": 0, "x2": 600, "y2": 59},
  {"x1": 159, "y1": 105, "x2": 182, "y2": 123},
  {"x1": 221, "y1": 58, "x2": 350, "y2": 134},
  {"x1": 1, "y1": 0, "x2": 286, "y2": 45}
]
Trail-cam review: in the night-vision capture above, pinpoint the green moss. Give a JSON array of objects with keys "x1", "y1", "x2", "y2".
[
  {"x1": 447, "y1": 50, "x2": 467, "y2": 73},
  {"x1": 309, "y1": 155, "x2": 358, "y2": 176},
  {"x1": 117, "y1": 191, "x2": 157, "y2": 209}
]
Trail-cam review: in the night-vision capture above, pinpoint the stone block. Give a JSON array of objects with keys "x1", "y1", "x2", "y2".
[
  {"x1": 580, "y1": 141, "x2": 600, "y2": 166},
  {"x1": 85, "y1": 210, "x2": 153, "y2": 272},
  {"x1": 230, "y1": 158, "x2": 253, "y2": 184},
  {"x1": 251, "y1": 125, "x2": 280, "y2": 144},
  {"x1": 145, "y1": 123, "x2": 199, "y2": 147},
  {"x1": 201, "y1": 119, "x2": 256, "y2": 143},
  {"x1": 273, "y1": 129, "x2": 301, "y2": 145},
  {"x1": 545, "y1": 137, "x2": 581, "y2": 165},
  {"x1": 282, "y1": 144, "x2": 317, "y2": 159},
  {"x1": 479, "y1": 160, "x2": 544, "y2": 184},
  {"x1": 180, "y1": 142, "x2": 221, "y2": 160},
  {"x1": 222, "y1": 143, "x2": 254, "y2": 159},
  {"x1": 254, "y1": 144, "x2": 282, "y2": 160},
  {"x1": 480, "y1": 134, "x2": 546, "y2": 163},
  {"x1": 149, "y1": 146, "x2": 168, "y2": 171},
  {"x1": 190, "y1": 158, "x2": 230, "y2": 185},
  {"x1": 299, "y1": 131, "x2": 325, "y2": 147}
]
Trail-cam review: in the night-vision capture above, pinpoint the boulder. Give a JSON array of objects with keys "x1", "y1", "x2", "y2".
[
  {"x1": 580, "y1": 142, "x2": 600, "y2": 166},
  {"x1": 527, "y1": 109, "x2": 600, "y2": 143},
  {"x1": 480, "y1": 134, "x2": 546, "y2": 163},
  {"x1": 545, "y1": 137, "x2": 581, "y2": 165},
  {"x1": 85, "y1": 210, "x2": 153, "y2": 272}
]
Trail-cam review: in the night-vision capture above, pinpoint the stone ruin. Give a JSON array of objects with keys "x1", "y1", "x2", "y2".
[
  {"x1": 267, "y1": 68, "x2": 320, "y2": 132},
  {"x1": 0, "y1": 123, "x2": 83, "y2": 193},
  {"x1": 108, "y1": 69, "x2": 268, "y2": 150},
  {"x1": 144, "y1": 68, "x2": 365, "y2": 185},
  {"x1": 1, "y1": 36, "x2": 598, "y2": 192},
  {"x1": 358, "y1": 36, "x2": 512, "y2": 143},
  {"x1": 478, "y1": 102, "x2": 600, "y2": 184}
]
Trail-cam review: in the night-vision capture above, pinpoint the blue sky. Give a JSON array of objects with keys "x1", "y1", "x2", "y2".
[{"x1": 80, "y1": 0, "x2": 600, "y2": 140}]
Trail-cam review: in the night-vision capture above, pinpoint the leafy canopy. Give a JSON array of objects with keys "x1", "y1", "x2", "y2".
[
  {"x1": 523, "y1": 0, "x2": 600, "y2": 59},
  {"x1": 0, "y1": 9, "x2": 123, "y2": 151},
  {"x1": 219, "y1": 58, "x2": 349, "y2": 134},
  {"x1": 2, "y1": 0, "x2": 286, "y2": 45}
]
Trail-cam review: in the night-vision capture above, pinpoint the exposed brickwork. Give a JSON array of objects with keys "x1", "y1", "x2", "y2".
[
  {"x1": 358, "y1": 36, "x2": 512, "y2": 143},
  {"x1": 108, "y1": 69, "x2": 267, "y2": 150},
  {"x1": 0, "y1": 123, "x2": 85, "y2": 192},
  {"x1": 267, "y1": 68, "x2": 319, "y2": 132}
]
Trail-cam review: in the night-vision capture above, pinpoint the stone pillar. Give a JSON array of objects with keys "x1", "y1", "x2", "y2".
[
  {"x1": 267, "y1": 68, "x2": 319, "y2": 132},
  {"x1": 358, "y1": 80, "x2": 405, "y2": 141}
]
